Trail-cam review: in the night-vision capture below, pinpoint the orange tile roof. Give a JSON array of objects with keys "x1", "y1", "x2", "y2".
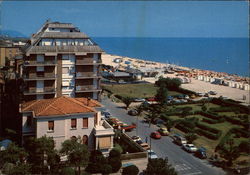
[{"x1": 21, "y1": 96, "x2": 98, "y2": 117}]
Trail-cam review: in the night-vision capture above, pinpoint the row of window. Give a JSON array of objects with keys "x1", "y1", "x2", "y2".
[
  {"x1": 38, "y1": 39, "x2": 94, "y2": 46},
  {"x1": 48, "y1": 118, "x2": 88, "y2": 131}
]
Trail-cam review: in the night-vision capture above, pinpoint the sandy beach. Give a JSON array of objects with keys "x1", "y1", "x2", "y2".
[{"x1": 102, "y1": 53, "x2": 250, "y2": 105}]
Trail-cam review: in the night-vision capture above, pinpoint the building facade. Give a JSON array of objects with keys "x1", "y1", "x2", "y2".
[
  {"x1": 21, "y1": 96, "x2": 114, "y2": 154},
  {"x1": 0, "y1": 46, "x2": 22, "y2": 67},
  {"x1": 22, "y1": 21, "x2": 103, "y2": 101}
]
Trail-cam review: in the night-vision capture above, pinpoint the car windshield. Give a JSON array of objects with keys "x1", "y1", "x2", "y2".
[{"x1": 149, "y1": 152, "x2": 157, "y2": 156}]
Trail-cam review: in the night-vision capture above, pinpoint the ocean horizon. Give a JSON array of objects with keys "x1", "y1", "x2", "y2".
[{"x1": 93, "y1": 37, "x2": 249, "y2": 77}]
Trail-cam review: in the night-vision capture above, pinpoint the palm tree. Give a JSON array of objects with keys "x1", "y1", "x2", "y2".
[{"x1": 121, "y1": 96, "x2": 134, "y2": 109}]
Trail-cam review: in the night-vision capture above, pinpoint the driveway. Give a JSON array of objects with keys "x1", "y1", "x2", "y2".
[{"x1": 101, "y1": 97, "x2": 226, "y2": 175}]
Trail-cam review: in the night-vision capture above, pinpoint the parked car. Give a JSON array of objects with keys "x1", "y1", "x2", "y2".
[
  {"x1": 204, "y1": 93, "x2": 209, "y2": 97},
  {"x1": 131, "y1": 136, "x2": 142, "y2": 142},
  {"x1": 182, "y1": 144, "x2": 198, "y2": 153},
  {"x1": 184, "y1": 95, "x2": 190, "y2": 99},
  {"x1": 194, "y1": 147, "x2": 207, "y2": 159},
  {"x1": 101, "y1": 111, "x2": 111, "y2": 118},
  {"x1": 147, "y1": 150, "x2": 158, "y2": 159},
  {"x1": 208, "y1": 91, "x2": 217, "y2": 95},
  {"x1": 128, "y1": 109, "x2": 138, "y2": 116},
  {"x1": 140, "y1": 142, "x2": 150, "y2": 150},
  {"x1": 136, "y1": 140, "x2": 143, "y2": 145},
  {"x1": 158, "y1": 127, "x2": 169, "y2": 136},
  {"x1": 196, "y1": 92, "x2": 205, "y2": 97},
  {"x1": 134, "y1": 98, "x2": 145, "y2": 102},
  {"x1": 173, "y1": 134, "x2": 187, "y2": 145},
  {"x1": 150, "y1": 131, "x2": 161, "y2": 139}
]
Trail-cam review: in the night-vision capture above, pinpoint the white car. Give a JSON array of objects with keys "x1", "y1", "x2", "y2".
[
  {"x1": 131, "y1": 136, "x2": 142, "y2": 142},
  {"x1": 183, "y1": 144, "x2": 198, "y2": 153},
  {"x1": 147, "y1": 150, "x2": 158, "y2": 159}
]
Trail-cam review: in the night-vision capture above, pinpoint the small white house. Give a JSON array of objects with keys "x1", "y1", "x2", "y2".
[{"x1": 20, "y1": 96, "x2": 114, "y2": 154}]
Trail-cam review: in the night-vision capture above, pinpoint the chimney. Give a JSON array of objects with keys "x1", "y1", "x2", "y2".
[{"x1": 87, "y1": 97, "x2": 90, "y2": 106}]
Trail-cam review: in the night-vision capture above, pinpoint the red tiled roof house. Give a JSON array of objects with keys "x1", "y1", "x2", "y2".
[{"x1": 20, "y1": 96, "x2": 114, "y2": 154}]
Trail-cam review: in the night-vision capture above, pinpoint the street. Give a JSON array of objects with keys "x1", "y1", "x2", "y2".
[{"x1": 101, "y1": 97, "x2": 226, "y2": 175}]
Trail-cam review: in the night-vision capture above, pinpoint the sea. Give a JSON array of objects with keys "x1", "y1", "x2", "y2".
[{"x1": 93, "y1": 37, "x2": 249, "y2": 77}]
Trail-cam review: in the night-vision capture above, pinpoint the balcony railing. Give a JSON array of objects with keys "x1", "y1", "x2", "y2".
[
  {"x1": 23, "y1": 73, "x2": 56, "y2": 80},
  {"x1": 75, "y1": 72, "x2": 101, "y2": 78},
  {"x1": 76, "y1": 59, "x2": 102, "y2": 65},
  {"x1": 24, "y1": 87, "x2": 56, "y2": 95},
  {"x1": 24, "y1": 60, "x2": 56, "y2": 66},
  {"x1": 75, "y1": 85, "x2": 101, "y2": 92}
]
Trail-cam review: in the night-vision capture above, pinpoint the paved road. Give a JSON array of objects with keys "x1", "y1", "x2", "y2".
[{"x1": 101, "y1": 97, "x2": 226, "y2": 175}]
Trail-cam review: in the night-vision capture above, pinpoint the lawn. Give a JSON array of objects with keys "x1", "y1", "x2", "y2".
[{"x1": 102, "y1": 83, "x2": 181, "y2": 98}]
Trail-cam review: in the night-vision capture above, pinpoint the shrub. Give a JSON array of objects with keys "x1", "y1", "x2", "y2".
[
  {"x1": 195, "y1": 129, "x2": 220, "y2": 140},
  {"x1": 101, "y1": 164, "x2": 113, "y2": 175},
  {"x1": 196, "y1": 122, "x2": 221, "y2": 135},
  {"x1": 122, "y1": 165, "x2": 139, "y2": 175},
  {"x1": 108, "y1": 157, "x2": 122, "y2": 173},
  {"x1": 61, "y1": 167, "x2": 75, "y2": 175},
  {"x1": 239, "y1": 141, "x2": 250, "y2": 154},
  {"x1": 113, "y1": 143, "x2": 123, "y2": 154},
  {"x1": 202, "y1": 118, "x2": 218, "y2": 124}
]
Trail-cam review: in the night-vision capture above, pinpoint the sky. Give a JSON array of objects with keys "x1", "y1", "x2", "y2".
[{"x1": 2, "y1": 1, "x2": 249, "y2": 38}]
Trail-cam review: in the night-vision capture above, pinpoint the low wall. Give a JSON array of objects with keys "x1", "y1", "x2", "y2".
[{"x1": 120, "y1": 133, "x2": 148, "y2": 160}]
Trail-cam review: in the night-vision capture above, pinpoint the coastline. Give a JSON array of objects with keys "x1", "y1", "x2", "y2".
[{"x1": 102, "y1": 53, "x2": 250, "y2": 105}]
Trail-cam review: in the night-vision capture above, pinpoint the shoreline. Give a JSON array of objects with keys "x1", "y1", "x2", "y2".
[{"x1": 102, "y1": 53, "x2": 250, "y2": 105}]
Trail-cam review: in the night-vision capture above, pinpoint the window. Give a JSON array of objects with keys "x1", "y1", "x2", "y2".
[
  {"x1": 71, "y1": 119, "x2": 77, "y2": 129},
  {"x1": 37, "y1": 66, "x2": 44, "y2": 72},
  {"x1": 62, "y1": 67, "x2": 69, "y2": 74},
  {"x1": 48, "y1": 121, "x2": 54, "y2": 131},
  {"x1": 98, "y1": 137, "x2": 111, "y2": 149},
  {"x1": 27, "y1": 116, "x2": 32, "y2": 127},
  {"x1": 82, "y1": 118, "x2": 88, "y2": 128}
]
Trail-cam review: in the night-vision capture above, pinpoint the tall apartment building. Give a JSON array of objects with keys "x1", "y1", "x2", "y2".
[{"x1": 22, "y1": 21, "x2": 103, "y2": 101}]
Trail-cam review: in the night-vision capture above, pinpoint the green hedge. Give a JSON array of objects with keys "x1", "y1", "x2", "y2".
[
  {"x1": 202, "y1": 118, "x2": 218, "y2": 124},
  {"x1": 196, "y1": 122, "x2": 221, "y2": 135},
  {"x1": 223, "y1": 115, "x2": 244, "y2": 126},
  {"x1": 195, "y1": 128, "x2": 221, "y2": 140}
]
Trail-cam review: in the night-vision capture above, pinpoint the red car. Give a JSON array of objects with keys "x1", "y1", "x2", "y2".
[{"x1": 150, "y1": 131, "x2": 161, "y2": 139}]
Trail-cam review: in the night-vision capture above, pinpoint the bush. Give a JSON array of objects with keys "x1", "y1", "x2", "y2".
[
  {"x1": 113, "y1": 143, "x2": 123, "y2": 154},
  {"x1": 122, "y1": 165, "x2": 139, "y2": 175},
  {"x1": 109, "y1": 148, "x2": 121, "y2": 158},
  {"x1": 239, "y1": 141, "x2": 250, "y2": 154},
  {"x1": 223, "y1": 115, "x2": 244, "y2": 126},
  {"x1": 202, "y1": 118, "x2": 218, "y2": 124},
  {"x1": 196, "y1": 122, "x2": 221, "y2": 135},
  {"x1": 195, "y1": 129, "x2": 220, "y2": 140},
  {"x1": 101, "y1": 164, "x2": 113, "y2": 175},
  {"x1": 108, "y1": 157, "x2": 122, "y2": 173},
  {"x1": 61, "y1": 167, "x2": 75, "y2": 175}
]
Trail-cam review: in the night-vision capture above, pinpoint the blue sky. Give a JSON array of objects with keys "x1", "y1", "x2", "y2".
[{"x1": 2, "y1": 1, "x2": 249, "y2": 38}]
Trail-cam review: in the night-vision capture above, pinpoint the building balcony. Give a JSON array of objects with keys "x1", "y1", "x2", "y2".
[
  {"x1": 24, "y1": 87, "x2": 56, "y2": 95},
  {"x1": 94, "y1": 120, "x2": 114, "y2": 137},
  {"x1": 76, "y1": 59, "x2": 102, "y2": 65},
  {"x1": 75, "y1": 85, "x2": 101, "y2": 92},
  {"x1": 24, "y1": 60, "x2": 56, "y2": 66},
  {"x1": 23, "y1": 73, "x2": 56, "y2": 81},
  {"x1": 75, "y1": 72, "x2": 101, "y2": 79}
]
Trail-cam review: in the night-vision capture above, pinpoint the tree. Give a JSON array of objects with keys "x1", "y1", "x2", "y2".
[
  {"x1": 239, "y1": 140, "x2": 250, "y2": 154},
  {"x1": 155, "y1": 86, "x2": 168, "y2": 105},
  {"x1": 185, "y1": 133, "x2": 198, "y2": 144},
  {"x1": 85, "y1": 150, "x2": 108, "y2": 174},
  {"x1": 0, "y1": 142, "x2": 27, "y2": 165},
  {"x1": 61, "y1": 138, "x2": 89, "y2": 175},
  {"x1": 25, "y1": 136, "x2": 59, "y2": 174},
  {"x1": 121, "y1": 96, "x2": 134, "y2": 109},
  {"x1": 146, "y1": 111, "x2": 158, "y2": 128},
  {"x1": 144, "y1": 158, "x2": 177, "y2": 175},
  {"x1": 155, "y1": 77, "x2": 181, "y2": 91},
  {"x1": 108, "y1": 149, "x2": 122, "y2": 173},
  {"x1": 219, "y1": 139, "x2": 240, "y2": 166},
  {"x1": 166, "y1": 120, "x2": 175, "y2": 132},
  {"x1": 122, "y1": 165, "x2": 139, "y2": 175}
]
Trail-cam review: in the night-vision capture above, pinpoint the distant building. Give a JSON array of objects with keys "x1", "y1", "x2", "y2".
[
  {"x1": 22, "y1": 21, "x2": 103, "y2": 101},
  {"x1": 20, "y1": 96, "x2": 114, "y2": 154},
  {"x1": 0, "y1": 46, "x2": 22, "y2": 67}
]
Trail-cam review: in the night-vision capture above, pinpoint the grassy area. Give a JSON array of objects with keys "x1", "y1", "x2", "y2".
[{"x1": 102, "y1": 83, "x2": 181, "y2": 98}]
